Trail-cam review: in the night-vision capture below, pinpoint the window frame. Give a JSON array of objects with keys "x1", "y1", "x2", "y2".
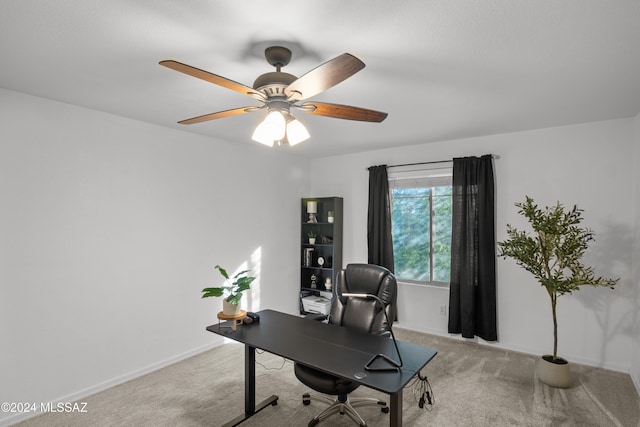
[{"x1": 388, "y1": 165, "x2": 453, "y2": 287}]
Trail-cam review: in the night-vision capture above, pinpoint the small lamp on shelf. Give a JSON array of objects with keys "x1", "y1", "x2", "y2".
[{"x1": 307, "y1": 201, "x2": 318, "y2": 223}]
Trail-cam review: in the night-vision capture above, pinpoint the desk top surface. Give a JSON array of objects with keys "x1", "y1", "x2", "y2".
[{"x1": 206, "y1": 309, "x2": 437, "y2": 394}]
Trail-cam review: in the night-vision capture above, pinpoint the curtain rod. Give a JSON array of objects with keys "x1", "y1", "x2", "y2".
[
  {"x1": 387, "y1": 159, "x2": 452, "y2": 168},
  {"x1": 368, "y1": 154, "x2": 498, "y2": 170}
]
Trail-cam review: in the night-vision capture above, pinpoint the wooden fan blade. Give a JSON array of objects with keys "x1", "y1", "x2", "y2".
[
  {"x1": 178, "y1": 107, "x2": 257, "y2": 125},
  {"x1": 285, "y1": 53, "x2": 365, "y2": 101},
  {"x1": 300, "y1": 102, "x2": 388, "y2": 122},
  {"x1": 160, "y1": 60, "x2": 265, "y2": 101}
]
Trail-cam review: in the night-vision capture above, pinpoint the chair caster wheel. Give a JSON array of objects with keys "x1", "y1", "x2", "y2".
[
  {"x1": 381, "y1": 406, "x2": 389, "y2": 413},
  {"x1": 308, "y1": 419, "x2": 319, "y2": 427},
  {"x1": 303, "y1": 399, "x2": 310, "y2": 406},
  {"x1": 272, "y1": 400, "x2": 278, "y2": 406}
]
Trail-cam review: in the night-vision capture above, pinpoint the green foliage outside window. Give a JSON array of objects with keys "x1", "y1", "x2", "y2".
[{"x1": 391, "y1": 186, "x2": 452, "y2": 284}]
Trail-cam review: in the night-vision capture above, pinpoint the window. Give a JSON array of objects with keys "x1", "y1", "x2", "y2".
[{"x1": 389, "y1": 166, "x2": 452, "y2": 285}]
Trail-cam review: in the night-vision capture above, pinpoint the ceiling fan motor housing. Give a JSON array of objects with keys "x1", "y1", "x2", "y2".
[{"x1": 253, "y1": 71, "x2": 297, "y2": 97}]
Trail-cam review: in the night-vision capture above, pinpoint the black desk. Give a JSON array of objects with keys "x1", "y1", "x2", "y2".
[{"x1": 206, "y1": 309, "x2": 437, "y2": 427}]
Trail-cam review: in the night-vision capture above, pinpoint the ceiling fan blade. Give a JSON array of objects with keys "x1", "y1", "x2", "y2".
[
  {"x1": 160, "y1": 60, "x2": 265, "y2": 101},
  {"x1": 178, "y1": 107, "x2": 258, "y2": 125},
  {"x1": 285, "y1": 53, "x2": 365, "y2": 101},
  {"x1": 300, "y1": 102, "x2": 388, "y2": 122}
]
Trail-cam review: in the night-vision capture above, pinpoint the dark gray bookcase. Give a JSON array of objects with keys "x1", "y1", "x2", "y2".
[{"x1": 300, "y1": 197, "x2": 343, "y2": 313}]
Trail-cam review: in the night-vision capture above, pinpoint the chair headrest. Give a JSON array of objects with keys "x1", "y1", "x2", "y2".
[{"x1": 339, "y1": 263, "x2": 395, "y2": 305}]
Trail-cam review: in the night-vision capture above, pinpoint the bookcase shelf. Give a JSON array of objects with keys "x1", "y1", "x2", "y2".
[{"x1": 300, "y1": 197, "x2": 343, "y2": 314}]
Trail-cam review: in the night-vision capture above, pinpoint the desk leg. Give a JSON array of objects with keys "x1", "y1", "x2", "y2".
[
  {"x1": 390, "y1": 389, "x2": 402, "y2": 427},
  {"x1": 245, "y1": 345, "x2": 256, "y2": 414},
  {"x1": 222, "y1": 345, "x2": 278, "y2": 427}
]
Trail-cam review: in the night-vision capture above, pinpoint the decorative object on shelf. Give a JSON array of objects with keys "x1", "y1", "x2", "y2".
[
  {"x1": 307, "y1": 230, "x2": 317, "y2": 244},
  {"x1": 304, "y1": 248, "x2": 314, "y2": 267},
  {"x1": 325, "y1": 278, "x2": 332, "y2": 291},
  {"x1": 307, "y1": 201, "x2": 318, "y2": 223},
  {"x1": 498, "y1": 196, "x2": 618, "y2": 388},
  {"x1": 328, "y1": 211, "x2": 334, "y2": 223},
  {"x1": 310, "y1": 274, "x2": 318, "y2": 289},
  {"x1": 201, "y1": 265, "x2": 256, "y2": 316},
  {"x1": 317, "y1": 256, "x2": 325, "y2": 267}
]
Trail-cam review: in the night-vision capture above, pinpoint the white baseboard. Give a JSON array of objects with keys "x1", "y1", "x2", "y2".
[
  {"x1": 394, "y1": 322, "x2": 632, "y2": 374},
  {"x1": 0, "y1": 342, "x2": 222, "y2": 427}
]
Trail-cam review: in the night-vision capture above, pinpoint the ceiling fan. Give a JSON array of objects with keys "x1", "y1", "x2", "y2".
[{"x1": 159, "y1": 46, "x2": 388, "y2": 147}]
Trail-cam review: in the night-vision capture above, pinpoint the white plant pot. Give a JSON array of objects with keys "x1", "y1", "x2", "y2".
[
  {"x1": 537, "y1": 355, "x2": 572, "y2": 388},
  {"x1": 309, "y1": 238, "x2": 316, "y2": 244},
  {"x1": 222, "y1": 300, "x2": 241, "y2": 316}
]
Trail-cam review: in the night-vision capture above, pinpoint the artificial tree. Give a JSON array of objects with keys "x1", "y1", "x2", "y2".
[{"x1": 498, "y1": 196, "x2": 617, "y2": 363}]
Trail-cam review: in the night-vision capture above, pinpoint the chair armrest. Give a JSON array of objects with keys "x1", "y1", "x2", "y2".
[{"x1": 373, "y1": 329, "x2": 392, "y2": 338}]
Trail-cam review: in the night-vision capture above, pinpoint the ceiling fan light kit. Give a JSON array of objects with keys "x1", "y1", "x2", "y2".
[
  {"x1": 252, "y1": 111, "x2": 310, "y2": 147},
  {"x1": 285, "y1": 117, "x2": 310, "y2": 146},
  {"x1": 160, "y1": 45, "x2": 387, "y2": 147},
  {"x1": 252, "y1": 110, "x2": 286, "y2": 146}
]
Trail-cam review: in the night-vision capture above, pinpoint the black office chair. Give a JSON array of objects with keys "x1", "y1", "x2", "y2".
[{"x1": 295, "y1": 263, "x2": 398, "y2": 427}]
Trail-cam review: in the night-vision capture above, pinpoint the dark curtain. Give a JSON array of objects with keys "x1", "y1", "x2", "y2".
[
  {"x1": 448, "y1": 155, "x2": 497, "y2": 341},
  {"x1": 367, "y1": 165, "x2": 394, "y2": 272}
]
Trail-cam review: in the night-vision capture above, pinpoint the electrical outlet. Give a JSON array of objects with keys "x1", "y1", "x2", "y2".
[{"x1": 440, "y1": 306, "x2": 447, "y2": 316}]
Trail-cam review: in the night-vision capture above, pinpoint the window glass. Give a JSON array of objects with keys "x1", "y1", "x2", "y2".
[{"x1": 389, "y1": 166, "x2": 452, "y2": 285}]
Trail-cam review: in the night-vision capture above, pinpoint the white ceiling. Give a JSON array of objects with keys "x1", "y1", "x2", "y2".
[{"x1": 2, "y1": 0, "x2": 639, "y2": 158}]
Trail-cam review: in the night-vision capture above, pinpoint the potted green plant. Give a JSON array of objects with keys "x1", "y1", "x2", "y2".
[
  {"x1": 307, "y1": 230, "x2": 317, "y2": 244},
  {"x1": 202, "y1": 265, "x2": 256, "y2": 315},
  {"x1": 497, "y1": 196, "x2": 617, "y2": 388}
]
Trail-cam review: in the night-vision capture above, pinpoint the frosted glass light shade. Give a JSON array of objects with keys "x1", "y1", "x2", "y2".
[
  {"x1": 286, "y1": 119, "x2": 310, "y2": 146},
  {"x1": 252, "y1": 111, "x2": 286, "y2": 146}
]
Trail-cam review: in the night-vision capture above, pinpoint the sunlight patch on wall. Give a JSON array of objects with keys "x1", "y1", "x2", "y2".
[
  {"x1": 247, "y1": 246, "x2": 262, "y2": 312},
  {"x1": 225, "y1": 247, "x2": 261, "y2": 313}
]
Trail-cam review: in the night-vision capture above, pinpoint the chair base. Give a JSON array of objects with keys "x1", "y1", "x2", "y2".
[{"x1": 302, "y1": 392, "x2": 388, "y2": 427}]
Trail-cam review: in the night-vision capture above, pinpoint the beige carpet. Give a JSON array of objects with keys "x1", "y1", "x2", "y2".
[{"x1": 16, "y1": 328, "x2": 640, "y2": 426}]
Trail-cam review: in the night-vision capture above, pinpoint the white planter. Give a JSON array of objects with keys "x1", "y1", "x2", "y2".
[
  {"x1": 222, "y1": 300, "x2": 241, "y2": 316},
  {"x1": 537, "y1": 355, "x2": 572, "y2": 388},
  {"x1": 308, "y1": 238, "x2": 316, "y2": 244}
]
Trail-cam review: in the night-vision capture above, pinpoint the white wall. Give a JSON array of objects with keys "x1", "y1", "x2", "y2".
[
  {"x1": 631, "y1": 112, "x2": 640, "y2": 390},
  {"x1": 1, "y1": 87, "x2": 637, "y2": 426},
  {"x1": 310, "y1": 118, "x2": 636, "y2": 372},
  {"x1": 0, "y1": 89, "x2": 308, "y2": 425}
]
